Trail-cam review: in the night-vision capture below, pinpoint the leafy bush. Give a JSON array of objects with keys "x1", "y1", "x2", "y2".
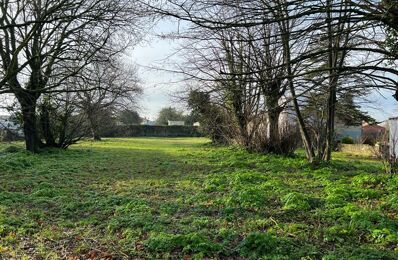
[
  {"x1": 352, "y1": 188, "x2": 382, "y2": 199},
  {"x1": 144, "y1": 233, "x2": 182, "y2": 252},
  {"x1": 1, "y1": 157, "x2": 34, "y2": 171},
  {"x1": 33, "y1": 186, "x2": 60, "y2": 198},
  {"x1": 341, "y1": 136, "x2": 355, "y2": 144}
]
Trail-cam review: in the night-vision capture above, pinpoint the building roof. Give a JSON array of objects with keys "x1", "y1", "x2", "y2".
[{"x1": 362, "y1": 124, "x2": 386, "y2": 135}]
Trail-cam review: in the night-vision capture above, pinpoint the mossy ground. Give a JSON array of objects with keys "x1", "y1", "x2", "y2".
[{"x1": 0, "y1": 138, "x2": 397, "y2": 259}]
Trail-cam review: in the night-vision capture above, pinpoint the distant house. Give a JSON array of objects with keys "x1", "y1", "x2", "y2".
[
  {"x1": 193, "y1": 122, "x2": 200, "y2": 127},
  {"x1": 362, "y1": 122, "x2": 386, "y2": 144},
  {"x1": 168, "y1": 120, "x2": 185, "y2": 126},
  {"x1": 141, "y1": 118, "x2": 156, "y2": 126}
]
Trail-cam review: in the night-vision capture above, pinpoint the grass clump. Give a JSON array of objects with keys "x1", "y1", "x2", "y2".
[
  {"x1": 238, "y1": 232, "x2": 291, "y2": 259},
  {"x1": 144, "y1": 232, "x2": 222, "y2": 257},
  {"x1": 282, "y1": 192, "x2": 312, "y2": 210}
]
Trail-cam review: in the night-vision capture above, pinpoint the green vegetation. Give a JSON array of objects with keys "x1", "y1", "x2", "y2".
[
  {"x1": 0, "y1": 138, "x2": 397, "y2": 259},
  {"x1": 341, "y1": 136, "x2": 355, "y2": 144}
]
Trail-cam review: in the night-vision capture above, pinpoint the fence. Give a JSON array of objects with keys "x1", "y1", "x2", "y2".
[{"x1": 340, "y1": 144, "x2": 374, "y2": 156}]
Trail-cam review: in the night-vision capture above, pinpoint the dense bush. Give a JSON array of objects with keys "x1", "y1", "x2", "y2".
[{"x1": 341, "y1": 136, "x2": 355, "y2": 144}]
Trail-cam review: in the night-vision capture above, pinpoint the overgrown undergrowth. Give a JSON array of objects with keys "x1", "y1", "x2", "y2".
[{"x1": 0, "y1": 138, "x2": 397, "y2": 259}]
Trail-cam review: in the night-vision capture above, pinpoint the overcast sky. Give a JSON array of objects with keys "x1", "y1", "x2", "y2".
[{"x1": 126, "y1": 19, "x2": 186, "y2": 121}]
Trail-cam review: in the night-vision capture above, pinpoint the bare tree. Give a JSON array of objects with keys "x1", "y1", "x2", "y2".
[
  {"x1": 0, "y1": 0, "x2": 144, "y2": 152},
  {"x1": 142, "y1": 0, "x2": 398, "y2": 162},
  {"x1": 74, "y1": 60, "x2": 141, "y2": 141}
]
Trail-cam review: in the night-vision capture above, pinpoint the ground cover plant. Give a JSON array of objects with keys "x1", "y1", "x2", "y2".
[{"x1": 0, "y1": 138, "x2": 397, "y2": 259}]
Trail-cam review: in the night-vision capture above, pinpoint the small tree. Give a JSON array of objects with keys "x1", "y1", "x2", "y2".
[
  {"x1": 156, "y1": 107, "x2": 186, "y2": 125},
  {"x1": 75, "y1": 60, "x2": 141, "y2": 141},
  {"x1": 188, "y1": 90, "x2": 230, "y2": 144},
  {"x1": 118, "y1": 109, "x2": 142, "y2": 125}
]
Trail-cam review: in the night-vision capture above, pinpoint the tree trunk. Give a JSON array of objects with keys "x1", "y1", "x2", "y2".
[
  {"x1": 324, "y1": 77, "x2": 338, "y2": 161},
  {"x1": 39, "y1": 103, "x2": 56, "y2": 147},
  {"x1": 281, "y1": 22, "x2": 315, "y2": 163},
  {"x1": 323, "y1": 0, "x2": 338, "y2": 162},
  {"x1": 93, "y1": 131, "x2": 102, "y2": 141},
  {"x1": 268, "y1": 109, "x2": 281, "y2": 153},
  {"x1": 88, "y1": 113, "x2": 102, "y2": 141},
  {"x1": 20, "y1": 98, "x2": 40, "y2": 153}
]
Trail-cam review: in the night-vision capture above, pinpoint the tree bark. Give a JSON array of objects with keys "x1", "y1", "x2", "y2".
[
  {"x1": 268, "y1": 108, "x2": 281, "y2": 153},
  {"x1": 280, "y1": 18, "x2": 315, "y2": 163},
  {"x1": 88, "y1": 113, "x2": 102, "y2": 141},
  {"x1": 39, "y1": 103, "x2": 56, "y2": 147},
  {"x1": 324, "y1": 77, "x2": 338, "y2": 161},
  {"x1": 19, "y1": 97, "x2": 40, "y2": 153}
]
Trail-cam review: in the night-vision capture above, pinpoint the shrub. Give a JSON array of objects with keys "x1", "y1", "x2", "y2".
[
  {"x1": 341, "y1": 204, "x2": 393, "y2": 231},
  {"x1": 341, "y1": 136, "x2": 354, "y2": 144},
  {"x1": 352, "y1": 188, "x2": 382, "y2": 199},
  {"x1": 249, "y1": 123, "x2": 300, "y2": 156},
  {"x1": 385, "y1": 194, "x2": 398, "y2": 210}
]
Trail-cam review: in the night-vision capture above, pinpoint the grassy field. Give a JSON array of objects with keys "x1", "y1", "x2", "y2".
[{"x1": 0, "y1": 138, "x2": 398, "y2": 259}]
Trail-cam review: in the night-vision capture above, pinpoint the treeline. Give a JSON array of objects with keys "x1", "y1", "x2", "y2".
[{"x1": 142, "y1": 0, "x2": 398, "y2": 163}]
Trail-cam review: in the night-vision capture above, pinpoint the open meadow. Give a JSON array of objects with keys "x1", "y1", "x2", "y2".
[{"x1": 0, "y1": 138, "x2": 398, "y2": 259}]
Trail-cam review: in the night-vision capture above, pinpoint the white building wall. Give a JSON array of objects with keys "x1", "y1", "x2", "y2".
[
  {"x1": 389, "y1": 118, "x2": 398, "y2": 157},
  {"x1": 168, "y1": 121, "x2": 185, "y2": 126}
]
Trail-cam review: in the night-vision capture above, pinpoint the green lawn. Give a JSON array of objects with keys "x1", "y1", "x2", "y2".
[{"x1": 0, "y1": 138, "x2": 398, "y2": 259}]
